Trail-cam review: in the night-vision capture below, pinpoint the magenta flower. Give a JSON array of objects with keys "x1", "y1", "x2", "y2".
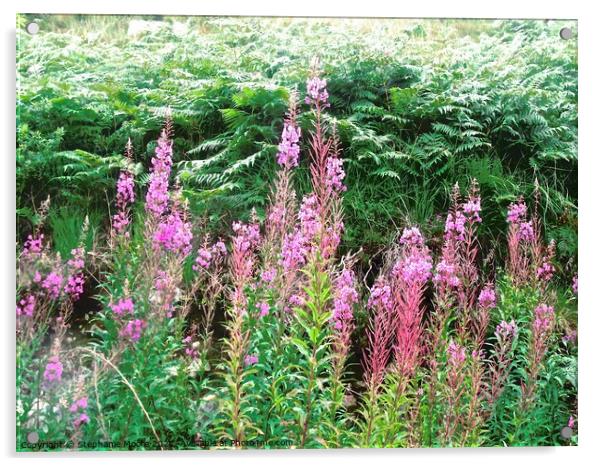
[
  {"x1": 67, "y1": 248, "x2": 85, "y2": 271},
  {"x1": 495, "y1": 320, "x2": 518, "y2": 340},
  {"x1": 537, "y1": 261, "x2": 555, "y2": 282},
  {"x1": 244, "y1": 354, "x2": 259, "y2": 366},
  {"x1": 331, "y1": 269, "x2": 358, "y2": 331},
  {"x1": 298, "y1": 193, "x2": 321, "y2": 240},
  {"x1": 518, "y1": 221, "x2": 534, "y2": 242},
  {"x1": 43, "y1": 356, "x2": 63, "y2": 383},
  {"x1": 183, "y1": 335, "x2": 199, "y2": 359},
  {"x1": 154, "y1": 271, "x2": 176, "y2": 318},
  {"x1": 153, "y1": 209, "x2": 193, "y2": 256},
  {"x1": 64, "y1": 273, "x2": 85, "y2": 300},
  {"x1": 42, "y1": 272, "x2": 63, "y2": 300},
  {"x1": 69, "y1": 397, "x2": 88, "y2": 413},
  {"x1": 325, "y1": 156, "x2": 346, "y2": 193},
  {"x1": 256, "y1": 301, "x2": 270, "y2": 317},
  {"x1": 533, "y1": 304, "x2": 555, "y2": 334},
  {"x1": 23, "y1": 234, "x2": 44, "y2": 257},
  {"x1": 16, "y1": 294, "x2": 36, "y2": 317},
  {"x1": 113, "y1": 161, "x2": 135, "y2": 235},
  {"x1": 445, "y1": 211, "x2": 467, "y2": 242},
  {"x1": 433, "y1": 259, "x2": 459, "y2": 289},
  {"x1": 288, "y1": 293, "x2": 305, "y2": 307},
  {"x1": 568, "y1": 416, "x2": 575, "y2": 429},
  {"x1": 305, "y1": 76, "x2": 329, "y2": 106},
  {"x1": 447, "y1": 341, "x2": 467, "y2": 368},
  {"x1": 110, "y1": 297, "x2": 134, "y2": 316},
  {"x1": 74, "y1": 413, "x2": 90, "y2": 428},
  {"x1": 394, "y1": 249, "x2": 433, "y2": 286},
  {"x1": 277, "y1": 123, "x2": 301, "y2": 168},
  {"x1": 562, "y1": 329, "x2": 577, "y2": 344},
  {"x1": 572, "y1": 275, "x2": 578, "y2": 295},
  {"x1": 368, "y1": 279, "x2": 393, "y2": 311},
  {"x1": 400, "y1": 227, "x2": 424, "y2": 247},
  {"x1": 193, "y1": 246, "x2": 212, "y2": 270},
  {"x1": 121, "y1": 319, "x2": 146, "y2": 343},
  {"x1": 280, "y1": 230, "x2": 308, "y2": 271},
  {"x1": 260, "y1": 268, "x2": 276, "y2": 284},
  {"x1": 478, "y1": 285, "x2": 497, "y2": 309},
  {"x1": 507, "y1": 200, "x2": 528, "y2": 224},
  {"x1": 232, "y1": 221, "x2": 261, "y2": 254},
  {"x1": 145, "y1": 130, "x2": 173, "y2": 219},
  {"x1": 462, "y1": 197, "x2": 482, "y2": 223}
]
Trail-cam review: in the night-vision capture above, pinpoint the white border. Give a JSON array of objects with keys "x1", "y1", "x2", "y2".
[{"x1": 3, "y1": 1, "x2": 601, "y2": 465}]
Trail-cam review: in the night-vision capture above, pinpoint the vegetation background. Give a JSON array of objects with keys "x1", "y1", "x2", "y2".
[{"x1": 16, "y1": 15, "x2": 577, "y2": 273}]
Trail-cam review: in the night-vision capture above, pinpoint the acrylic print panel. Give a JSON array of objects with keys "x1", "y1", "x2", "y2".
[{"x1": 16, "y1": 14, "x2": 578, "y2": 451}]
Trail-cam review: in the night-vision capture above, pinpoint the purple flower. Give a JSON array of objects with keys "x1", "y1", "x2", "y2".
[
  {"x1": 232, "y1": 221, "x2": 261, "y2": 254},
  {"x1": 572, "y1": 275, "x2": 578, "y2": 295},
  {"x1": 145, "y1": 130, "x2": 173, "y2": 218},
  {"x1": 183, "y1": 335, "x2": 199, "y2": 359},
  {"x1": 44, "y1": 356, "x2": 63, "y2": 383},
  {"x1": 447, "y1": 341, "x2": 466, "y2": 367},
  {"x1": 394, "y1": 249, "x2": 433, "y2": 286},
  {"x1": 244, "y1": 354, "x2": 259, "y2": 366},
  {"x1": 537, "y1": 261, "x2": 555, "y2": 282},
  {"x1": 69, "y1": 397, "x2": 88, "y2": 413},
  {"x1": 257, "y1": 301, "x2": 270, "y2": 317},
  {"x1": 42, "y1": 272, "x2": 63, "y2": 299},
  {"x1": 518, "y1": 221, "x2": 534, "y2": 242},
  {"x1": 400, "y1": 227, "x2": 424, "y2": 247},
  {"x1": 67, "y1": 248, "x2": 85, "y2": 271},
  {"x1": 331, "y1": 269, "x2": 358, "y2": 330},
  {"x1": 280, "y1": 230, "x2": 308, "y2": 271},
  {"x1": 462, "y1": 198, "x2": 482, "y2": 223},
  {"x1": 507, "y1": 200, "x2": 528, "y2": 224},
  {"x1": 74, "y1": 413, "x2": 90, "y2": 428},
  {"x1": 153, "y1": 210, "x2": 193, "y2": 256},
  {"x1": 64, "y1": 273, "x2": 85, "y2": 301},
  {"x1": 298, "y1": 194, "x2": 321, "y2": 240},
  {"x1": 277, "y1": 123, "x2": 301, "y2": 168},
  {"x1": 325, "y1": 156, "x2": 346, "y2": 192},
  {"x1": 568, "y1": 416, "x2": 575, "y2": 429},
  {"x1": 23, "y1": 234, "x2": 44, "y2": 257},
  {"x1": 478, "y1": 285, "x2": 497, "y2": 309},
  {"x1": 113, "y1": 169, "x2": 135, "y2": 234},
  {"x1": 193, "y1": 246, "x2": 212, "y2": 271},
  {"x1": 305, "y1": 76, "x2": 329, "y2": 106},
  {"x1": 495, "y1": 320, "x2": 518, "y2": 340},
  {"x1": 261, "y1": 268, "x2": 276, "y2": 283},
  {"x1": 368, "y1": 279, "x2": 392, "y2": 311},
  {"x1": 533, "y1": 304, "x2": 555, "y2": 334},
  {"x1": 16, "y1": 294, "x2": 36, "y2": 317},
  {"x1": 110, "y1": 297, "x2": 134, "y2": 316},
  {"x1": 121, "y1": 319, "x2": 147, "y2": 343},
  {"x1": 445, "y1": 211, "x2": 467, "y2": 241},
  {"x1": 562, "y1": 329, "x2": 577, "y2": 344},
  {"x1": 288, "y1": 294, "x2": 305, "y2": 307},
  {"x1": 433, "y1": 259, "x2": 459, "y2": 288}
]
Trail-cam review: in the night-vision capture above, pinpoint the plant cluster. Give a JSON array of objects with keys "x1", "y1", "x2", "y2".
[
  {"x1": 16, "y1": 70, "x2": 577, "y2": 450},
  {"x1": 16, "y1": 16, "x2": 578, "y2": 266}
]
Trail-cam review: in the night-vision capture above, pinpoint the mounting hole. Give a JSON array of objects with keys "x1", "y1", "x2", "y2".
[
  {"x1": 559, "y1": 27, "x2": 573, "y2": 40},
  {"x1": 560, "y1": 426, "x2": 574, "y2": 439},
  {"x1": 25, "y1": 23, "x2": 40, "y2": 35}
]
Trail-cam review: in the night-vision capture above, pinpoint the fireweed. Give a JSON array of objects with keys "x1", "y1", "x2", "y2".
[{"x1": 16, "y1": 67, "x2": 577, "y2": 450}]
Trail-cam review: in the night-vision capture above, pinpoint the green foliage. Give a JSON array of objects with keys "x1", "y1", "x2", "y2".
[{"x1": 17, "y1": 16, "x2": 577, "y2": 258}]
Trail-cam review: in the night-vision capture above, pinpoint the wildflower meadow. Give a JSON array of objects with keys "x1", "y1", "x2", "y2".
[{"x1": 16, "y1": 16, "x2": 577, "y2": 451}]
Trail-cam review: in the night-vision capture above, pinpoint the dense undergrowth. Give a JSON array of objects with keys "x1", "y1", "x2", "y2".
[
  {"x1": 16, "y1": 16, "x2": 577, "y2": 451},
  {"x1": 17, "y1": 16, "x2": 577, "y2": 266}
]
